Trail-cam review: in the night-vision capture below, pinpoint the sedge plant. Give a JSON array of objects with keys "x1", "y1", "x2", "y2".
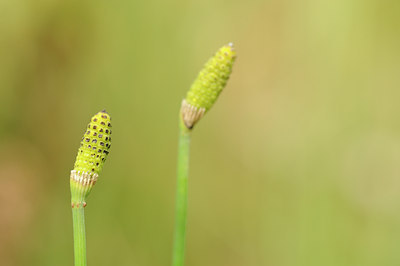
[
  {"x1": 172, "y1": 43, "x2": 237, "y2": 266},
  {"x1": 70, "y1": 110, "x2": 112, "y2": 266}
]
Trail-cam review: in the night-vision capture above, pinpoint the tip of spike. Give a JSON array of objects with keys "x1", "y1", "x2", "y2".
[
  {"x1": 227, "y1": 42, "x2": 235, "y2": 52},
  {"x1": 221, "y1": 43, "x2": 236, "y2": 59},
  {"x1": 100, "y1": 109, "x2": 108, "y2": 114}
]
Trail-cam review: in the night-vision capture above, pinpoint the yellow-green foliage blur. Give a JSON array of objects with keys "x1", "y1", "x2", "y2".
[{"x1": 0, "y1": 0, "x2": 400, "y2": 266}]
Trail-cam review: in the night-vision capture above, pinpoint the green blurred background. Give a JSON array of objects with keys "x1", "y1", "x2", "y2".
[{"x1": 1, "y1": 0, "x2": 400, "y2": 265}]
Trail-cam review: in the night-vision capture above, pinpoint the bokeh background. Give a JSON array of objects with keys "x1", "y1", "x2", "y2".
[{"x1": 1, "y1": 0, "x2": 400, "y2": 265}]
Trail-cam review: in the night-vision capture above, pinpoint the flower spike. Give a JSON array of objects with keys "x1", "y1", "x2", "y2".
[
  {"x1": 181, "y1": 43, "x2": 236, "y2": 129},
  {"x1": 70, "y1": 110, "x2": 112, "y2": 207}
]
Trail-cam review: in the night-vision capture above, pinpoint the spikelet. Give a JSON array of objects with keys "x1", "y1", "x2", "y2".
[
  {"x1": 181, "y1": 43, "x2": 236, "y2": 129},
  {"x1": 70, "y1": 110, "x2": 112, "y2": 207}
]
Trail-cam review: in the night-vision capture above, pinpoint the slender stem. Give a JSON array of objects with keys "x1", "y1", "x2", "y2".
[
  {"x1": 172, "y1": 119, "x2": 192, "y2": 266},
  {"x1": 72, "y1": 206, "x2": 87, "y2": 266}
]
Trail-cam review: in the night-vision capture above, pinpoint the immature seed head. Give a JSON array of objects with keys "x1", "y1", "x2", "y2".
[
  {"x1": 70, "y1": 110, "x2": 112, "y2": 205},
  {"x1": 73, "y1": 110, "x2": 112, "y2": 175},
  {"x1": 181, "y1": 43, "x2": 236, "y2": 129}
]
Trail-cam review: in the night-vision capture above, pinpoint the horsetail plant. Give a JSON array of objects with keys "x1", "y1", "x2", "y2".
[
  {"x1": 70, "y1": 110, "x2": 112, "y2": 266},
  {"x1": 172, "y1": 43, "x2": 236, "y2": 266}
]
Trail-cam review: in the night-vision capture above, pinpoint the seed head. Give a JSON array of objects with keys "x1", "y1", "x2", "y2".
[
  {"x1": 182, "y1": 43, "x2": 236, "y2": 129},
  {"x1": 74, "y1": 110, "x2": 112, "y2": 175},
  {"x1": 70, "y1": 110, "x2": 112, "y2": 206}
]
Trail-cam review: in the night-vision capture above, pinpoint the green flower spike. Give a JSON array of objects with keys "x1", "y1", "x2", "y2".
[
  {"x1": 181, "y1": 43, "x2": 236, "y2": 129},
  {"x1": 173, "y1": 43, "x2": 237, "y2": 266},
  {"x1": 70, "y1": 110, "x2": 112, "y2": 208}
]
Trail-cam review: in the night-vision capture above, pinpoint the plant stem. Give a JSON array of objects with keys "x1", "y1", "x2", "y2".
[
  {"x1": 172, "y1": 119, "x2": 192, "y2": 266},
  {"x1": 72, "y1": 206, "x2": 87, "y2": 266}
]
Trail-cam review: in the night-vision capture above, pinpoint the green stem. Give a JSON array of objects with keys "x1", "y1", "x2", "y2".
[
  {"x1": 72, "y1": 206, "x2": 87, "y2": 266},
  {"x1": 172, "y1": 119, "x2": 192, "y2": 266}
]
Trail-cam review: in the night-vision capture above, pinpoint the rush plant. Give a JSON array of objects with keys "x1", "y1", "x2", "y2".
[
  {"x1": 70, "y1": 110, "x2": 112, "y2": 266},
  {"x1": 172, "y1": 43, "x2": 237, "y2": 266}
]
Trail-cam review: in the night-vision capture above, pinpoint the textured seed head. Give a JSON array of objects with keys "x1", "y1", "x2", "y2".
[
  {"x1": 73, "y1": 110, "x2": 112, "y2": 175},
  {"x1": 182, "y1": 43, "x2": 236, "y2": 129}
]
